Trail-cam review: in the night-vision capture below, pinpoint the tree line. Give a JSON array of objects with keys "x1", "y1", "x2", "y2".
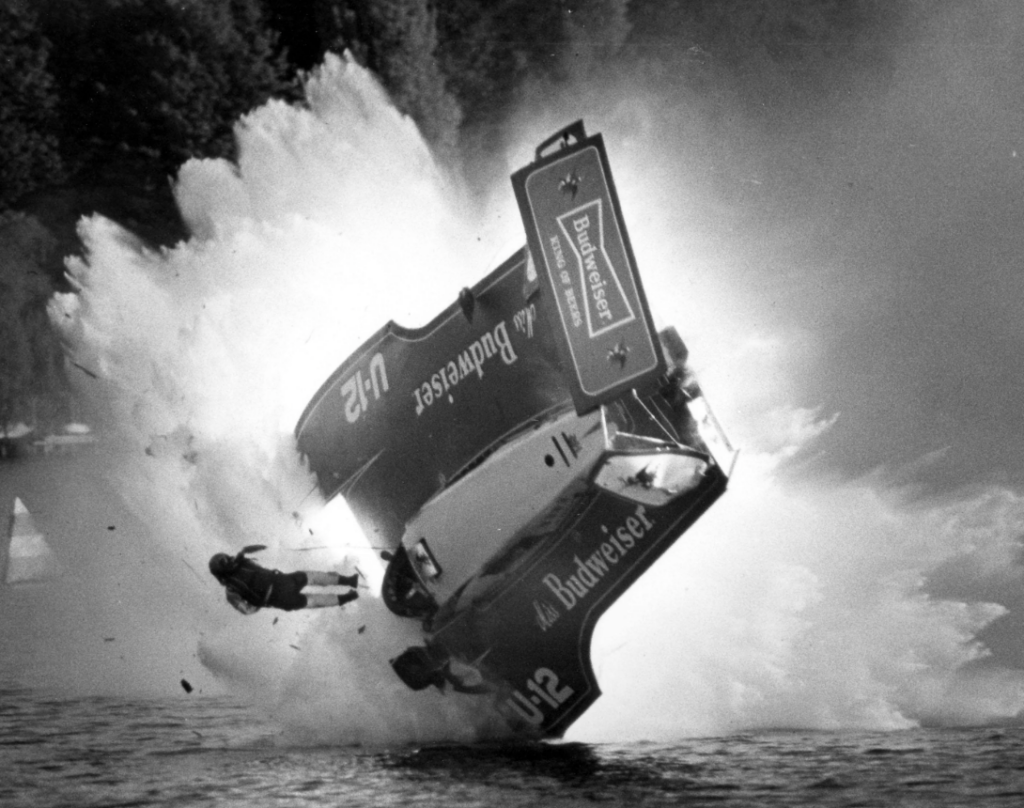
[{"x1": 0, "y1": 0, "x2": 908, "y2": 438}]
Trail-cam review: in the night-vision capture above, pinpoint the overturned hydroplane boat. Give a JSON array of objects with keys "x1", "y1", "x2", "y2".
[{"x1": 296, "y1": 122, "x2": 735, "y2": 737}]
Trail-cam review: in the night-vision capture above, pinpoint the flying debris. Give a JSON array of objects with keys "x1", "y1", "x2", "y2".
[{"x1": 295, "y1": 122, "x2": 736, "y2": 738}]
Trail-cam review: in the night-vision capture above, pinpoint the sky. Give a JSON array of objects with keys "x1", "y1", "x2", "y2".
[
  {"x1": 724, "y1": 8, "x2": 1024, "y2": 495},
  {"x1": 496, "y1": 2, "x2": 1024, "y2": 736},
  {"x1": 571, "y1": 1, "x2": 1024, "y2": 497},
  {"x1": 2, "y1": 2, "x2": 1023, "y2": 743}
]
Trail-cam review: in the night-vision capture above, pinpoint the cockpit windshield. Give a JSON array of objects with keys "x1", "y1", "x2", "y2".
[{"x1": 592, "y1": 449, "x2": 709, "y2": 507}]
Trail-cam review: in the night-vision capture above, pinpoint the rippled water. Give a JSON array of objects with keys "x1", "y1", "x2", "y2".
[{"x1": 3, "y1": 684, "x2": 1023, "y2": 808}]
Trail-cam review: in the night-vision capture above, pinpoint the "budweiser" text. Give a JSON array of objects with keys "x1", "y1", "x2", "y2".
[{"x1": 542, "y1": 503, "x2": 655, "y2": 610}]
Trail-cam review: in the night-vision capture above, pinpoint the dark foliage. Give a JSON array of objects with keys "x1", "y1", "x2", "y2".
[
  {"x1": 349, "y1": 0, "x2": 462, "y2": 148},
  {"x1": 0, "y1": 0, "x2": 64, "y2": 214},
  {"x1": 262, "y1": 1, "x2": 463, "y2": 149},
  {"x1": 37, "y1": 0, "x2": 291, "y2": 177},
  {"x1": 0, "y1": 216, "x2": 67, "y2": 434}
]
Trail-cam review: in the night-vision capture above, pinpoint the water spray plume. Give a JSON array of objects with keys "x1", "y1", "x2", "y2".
[
  {"x1": 49, "y1": 54, "x2": 509, "y2": 743},
  {"x1": 45, "y1": 50, "x2": 1024, "y2": 743}
]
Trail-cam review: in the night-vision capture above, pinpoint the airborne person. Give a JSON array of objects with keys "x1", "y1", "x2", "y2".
[{"x1": 208, "y1": 545, "x2": 359, "y2": 614}]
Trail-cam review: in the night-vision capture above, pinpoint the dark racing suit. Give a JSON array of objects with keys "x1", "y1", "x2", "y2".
[{"x1": 216, "y1": 556, "x2": 309, "y2": 613}]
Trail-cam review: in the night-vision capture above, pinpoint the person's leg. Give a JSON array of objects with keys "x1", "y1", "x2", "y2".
[
  {"x1": 269, "y1": 572, "x2": 307, "y2": 610},
  {"x1": 303, "y1": 571, "x2": 359, "y2": 588},
  {"x1": 304, "y1": 571, "x2": 341, "y2": 586},
  {"x1": 304, "y1": 591, "x2": 358, "y2": 608}
]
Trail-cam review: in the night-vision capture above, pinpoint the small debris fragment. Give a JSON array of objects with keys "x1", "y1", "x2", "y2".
[
  {"x1": 458, "y1": 287, "x2": 475, "y2": 321},
  {"x1": 180, "y1": 678, "x2": 193, "y2": 693},
  {"x1": 107, "y1": 525, "x2": 116, "y2": 531},
  {"x1": 103, "y1": 637, "x2": 116, "y2": 642},
  {"x1": 358, "y1": 625, "x2": 366, "y2": 634},
  {"x1": 289, "y1": 644, "x2": 301, "y2": 651},
  {"x1": 272, "y1": 617, "x2": 279, "y2": 625}
]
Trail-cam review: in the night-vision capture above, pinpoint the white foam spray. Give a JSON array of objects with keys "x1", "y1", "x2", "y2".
[
  {"x1": 48, "y1": 50, "x2": 1024, "y2": 744},
  {"x1": 49, "y1": 54, "x2": 510, "y2": 744},
  {"x1": 573, "y1": 449, "x2": 1024, "y2": 741}
]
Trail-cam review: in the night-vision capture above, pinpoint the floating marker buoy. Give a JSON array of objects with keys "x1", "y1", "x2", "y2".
[{"x1": 5, "y1": 498, "x2": 59, "y2": 584}]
